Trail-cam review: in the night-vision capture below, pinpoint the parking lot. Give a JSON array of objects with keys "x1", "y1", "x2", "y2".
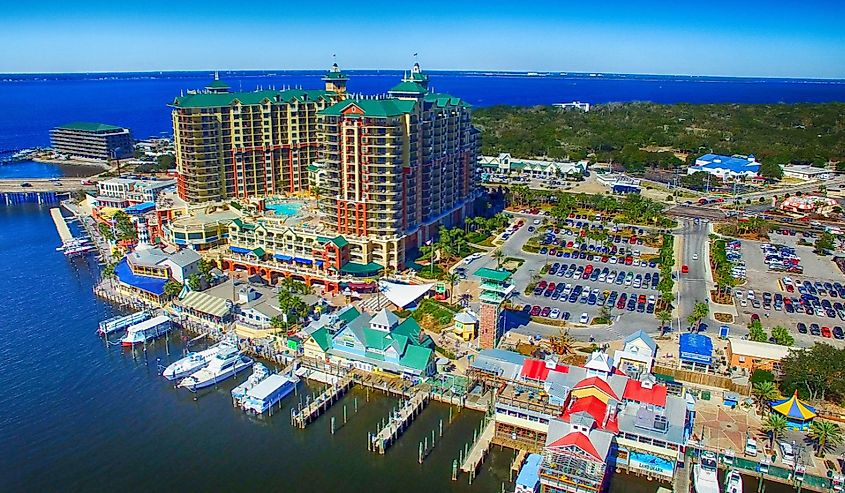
[{"x1": 732, "y1": 232, "x2": 845, "y2": 347}]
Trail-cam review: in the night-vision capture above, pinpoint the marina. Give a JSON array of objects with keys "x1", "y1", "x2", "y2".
[
  {"x1": 239, "y1": 373, "x2": 299, "y2": 415},
  {"x1": 369, "y1": 391, "x2": 430, "y2": 454},
  {"x1": 97, "y1": 310, "x2": 150, "y2": 335},
  {"x1": 119, "y1": 315, "x2": 171, "y2": 347}
]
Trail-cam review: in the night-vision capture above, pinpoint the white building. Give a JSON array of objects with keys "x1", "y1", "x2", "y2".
[
  {"x1": 160, "y1": 248, "x2": 201, "y2": 284},
  {"x1": 97, "y1": 177, "x2": 176, "y2": 205},
  {"x1": 687, "y1": 154, "x2": 762, "y2": 181},
  {"x1": 783, "y1": 165, "x2": 835, "y2": 181},
  {"x1": 479, "y1": 153, "x2": 587, "y2": 179}
]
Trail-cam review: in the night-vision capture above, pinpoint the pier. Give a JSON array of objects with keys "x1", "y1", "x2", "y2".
[
  {"x1": 369, "y1": 391, "x2": 429, "y2": 454},
  {"x1": 50, "y1": 207, "x2": 73, "y2": 242},
  {"x1": 1, "y1": 190, "x2": 64, "y2": 206},
  {"x1": 290, "y1": 375, "x2": 354, "y2": 428},
  {"x1": 459, "y1": 418, "x2": 495, "y2": 478}
]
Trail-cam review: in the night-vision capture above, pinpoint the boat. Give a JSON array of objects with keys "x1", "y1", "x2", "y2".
[
  {"x1": 240, "y1": 373, "x2": 299, "y2": 414},
  {"x1": 178, "y1": 345, "x2": 253, "y2": 391},
  {"x1": 693, "y1": 451, "x2": 720, "y2": 493},
  {"x1": 98, "y1": 310, "x2": 150, "y2": 335},
  {"x1": 724, "y1": 469, "x2": 743, "y2": 493},
  {"x1": 162, "y1": 341, "x2": 231, "y2": 381},
  {"x1": 231, "y1": 362, "x2": 270, "y2": 403},
  {"x1": 120, "y1": 315, "x2": 171, "y2": 346}
]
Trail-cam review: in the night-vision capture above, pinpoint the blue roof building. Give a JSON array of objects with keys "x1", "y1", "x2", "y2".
[
  {"x1": 515, "y1": 453, "x2": 542, "y2": 493},
  {"x1": 688, "y1": 154, "x2": 762, "y2": 181},
  {"x1": 679, "y1": 333, "x2": 713, "y2": 371}
]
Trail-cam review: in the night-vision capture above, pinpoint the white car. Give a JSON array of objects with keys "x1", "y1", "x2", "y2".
[
  {"x1": 692, "y1": 253, "x2": 699, "y2": 260},
  {"x1": 747, "y1": 290, "x2": 755, "y2": 300},
  {"x1": 550, "y1": 308, "x2": 561, "y2": 319},
  {"x1": 609, "y1": 257, "x2": 617, "y2": 264},
  {"x1": 579, "y1": 313, "x2": 589, "y2": 324},
  {"x1": 739, "y1": 299, "x2": 748, "y2": 307},
  {"x1": 533, "y1": 219, "x2": 541, "y2": 225}
]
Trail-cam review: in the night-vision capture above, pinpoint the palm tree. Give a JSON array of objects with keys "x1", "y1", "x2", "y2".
[
  {"x1": 762, "y1": 413, "x2": 788, "y2": 448},
  {"x1": 809, "y1": 420, "x2": 843, "y2": 457},
  {"x1": 656, "y1": 310, "x2": 672, "y2": 332},
  {"x1": 444, "y1": 272, "x2": 459, "y2": 305},
  {"x1": 549, "y1": 328, "x2": 575, "y2": 355},
  {"x1": 492, "y1": 249, "x2": 506, "y2": 269},
  {"x1": 751, "y1": 381, "x2": 780, "y2": 414}
]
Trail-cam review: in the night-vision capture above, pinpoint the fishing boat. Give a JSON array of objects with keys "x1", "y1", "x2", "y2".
[
  {"x1": 231, "y1": 363, "x2": 270, "y2": 404},
  {"x1": 693, "y1": 451, "x2": 720, "y2": 493},
  {"x1": 724, "y1": 469, "x2": 743, "y2": 493},
  {"x1": 98, "y1": 310, "x2": 150, "y2": 335},
  {"x1": 162, "y1": 341, "x2": 231, "y2": 380},
  {"x1": 120, "y1": 315, "x2": 171, "y2": 346},
  {"x1": 240, "y1": 373, "x2": 299, "y2": 414},
  {"x1": 178, "y1": 345, "x2": 253, "y2": 391}
]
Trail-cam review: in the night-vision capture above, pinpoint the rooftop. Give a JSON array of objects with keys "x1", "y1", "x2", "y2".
[
  {"x1": 474, "y1": 267, "x2": 513, "y2": 282},
  {"x1": 319, "y1": 98, "x2": 417, "y2": 118},
  {"x1": 172, "y1": 88, "x2": 334, "y2": 109},
  {"x1": 727, "y1": 338, "x2": 791, "y2": 361},
  {"x1": 55, "y1": 122, "x2": 125, "y2": 132}
]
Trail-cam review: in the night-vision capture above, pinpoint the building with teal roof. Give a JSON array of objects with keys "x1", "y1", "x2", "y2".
[{"x1": 50, "y1": 121, "x2": 133, "y2": 161}]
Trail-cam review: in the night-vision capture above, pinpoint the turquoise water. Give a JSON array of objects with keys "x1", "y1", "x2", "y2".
[
  {"x1": 267, "y1": 202, "x2": 302, "y2": 216},
  {"x1": 0, "y1": 160, "x2": 62, "y2": 179}
]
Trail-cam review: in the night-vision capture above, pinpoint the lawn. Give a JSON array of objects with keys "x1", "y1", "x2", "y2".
[{"x1": 410, "y1": 298, "x2": 460, "y2": 332}]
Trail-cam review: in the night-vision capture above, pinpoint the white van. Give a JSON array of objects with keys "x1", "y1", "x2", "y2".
[{"x1": 778, "y1": 441, "x2": 795, "y2": 467}]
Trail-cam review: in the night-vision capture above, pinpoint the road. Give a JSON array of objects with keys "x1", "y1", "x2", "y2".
[
  {"x1": 0, "y1": 178, "x2": 87, "y2": 192},
  {"x1": 676, "y1": 219, "x2": 716, "y2": 332}
]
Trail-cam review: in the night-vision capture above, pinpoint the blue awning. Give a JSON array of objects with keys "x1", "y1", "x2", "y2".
[
  {"x1": 315, "y1": 260, "x2": 324, "y2": 267},
  {"x1": 114, "y1": 259, "x2": 167, "y2": 296},
  {"x1": 229, "y1": 246, "x2": 250, "y2": 254},
  {"x1": 294, "y1": 257, "x2": 313, "y2": 265},
  {"x1": 274, "y1": 254, "x2": 293, "y2": 261},
  {"x1": 679, "y1": 333, "x2": 713, "y2": 365}
]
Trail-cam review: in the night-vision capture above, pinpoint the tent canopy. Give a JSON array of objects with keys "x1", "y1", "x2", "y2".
[
  {"x1": 378, "y1": 281, "x2": 434, "y2": 309},
  {"x1": 771, "y1": 390, "x2": 817, "y2": 421}
]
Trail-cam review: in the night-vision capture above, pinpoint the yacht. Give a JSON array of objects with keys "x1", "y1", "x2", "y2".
[
  {"x1": 724, "y1": 469, "x2": 743, "y2": 493},
  {"x1": 162, "y1": 342, "x2": 230, "y2": 381},
  {"x1": 231, "y1": 363, "x2": 270, "y2": 404},
  {"x1": 120, "y1": 316, "x2": 171, "y2": 346},
  {"x1": 694, "y1": 451, "x2": 720, "y2": 493},
  {"x1": 178, "y1": 345, "x2": 253, "y2": 391}
]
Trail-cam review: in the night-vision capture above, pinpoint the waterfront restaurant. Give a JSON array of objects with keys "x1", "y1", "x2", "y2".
[
  {"x1": 113, "y1": 245, "x2": 201, "y2": 305},
  {"x1": 678, "y1": 333, "x2": 713, "y2": 372}
]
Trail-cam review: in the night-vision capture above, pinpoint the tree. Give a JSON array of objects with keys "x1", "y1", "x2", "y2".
[
  {"x1": 198, "y1": 258, "x2": 214, "y2": 283},
  {"x1": 280, "y1": 276, "x2": 308, "y2": 295},
  {"x1": 751, "y1": 381, "x2": 780, "y2": 414},
  {"x1": 102, "y1": 262, "x2": 117, "y2": 279},
  {"x1": 758, "y1": 161, "x2": 784, "y2": 180},
  {"x1": 808, "y1": 420, "x2": 844, "y2": 457},
  {"x1": 187, "y1": 273, "x2": 201, "y2": 291},
  {"x1": 492, "y1": 249, "x2": 506, "y2": 269},
  {"x1": 155, "y1": 154, "x2": 176, "y2": 170},
  {"x1": 815, "y1": 232, "x2": 835, "y2": 254},
  {"x1": 112, "y1": 211, "x2": 137, "y2": 241},
  {"x1": 656, "y1": 310, "x2": 672, "y2": 331},
  {"x1": 686, "y1": 301, "x2": 709, "y2": 328},
  {"x1": 762, "y1": 413, "x2": 788, "y2": 448},
  {"x1": 98, "y1": 222, "x2": 115, "y2": 242},
  {"x1": 164, "y1": 280, "x2": 182, "y2": 298},
  {"x1": 444, "y1": 272, "x2": 459, "y2": 305},
  {"x1": 770, "y1": 325, "x2": 794, "y2": 347},
  {"x1": 780, "y1": 343, "x2": 845, "y2": 402},
  {"x1": 748, "y1": 319, "x2": 768, "y2": 342}
]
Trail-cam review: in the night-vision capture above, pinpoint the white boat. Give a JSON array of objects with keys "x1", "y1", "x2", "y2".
[
  {"x1": 240, "y1": 373, "x2": 299, "y2": 414},
  {"x1": 120, "y1": 315, "x2": 171, "y2": 346},
  {"x1": 231, "y1": 362, "x2": 270, "y2": 403},
  {"x1": 178, "y1": 345, "x2": 253, "y2": 391},
  {"x1": 724, "y1": 469, "x2": 743, "y2": 493},
  {"x1": 98, "y1": 310, "x2": 150, "y2": 335},
  {"x1": 694, "y1": 451, "x2": 720, "y2": 493},
  {"x1": 162, "y1": 342, "x2": 230, "y2": 381}
]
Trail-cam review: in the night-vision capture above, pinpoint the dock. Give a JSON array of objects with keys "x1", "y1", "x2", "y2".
[
  {"x1": 369, "y1": 391, "x2": 429, "y2": 454},
  {"x1": 50, "y1": 207, "x2": 73, "y2": 242},
  {"x1": 673, "y1": 453, "x2": 691, "y2": 493},
  {"x1": 290, "y1": 374, "x2": 354, "y2": 428},
  {"x1": 460, "y1": 418, "x2": 495, "y2": 475}
]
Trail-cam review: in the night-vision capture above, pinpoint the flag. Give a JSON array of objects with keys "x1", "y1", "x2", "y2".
[{"x1": 425, "y1": 239, "x2": 432, "y2": 245}]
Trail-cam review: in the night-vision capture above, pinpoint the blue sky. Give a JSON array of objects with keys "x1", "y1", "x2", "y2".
[{"x1": 2, "y1": 0, "x2": 844, "y2": 78}]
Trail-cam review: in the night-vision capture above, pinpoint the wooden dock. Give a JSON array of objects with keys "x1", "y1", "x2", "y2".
[
  {"x1": 50, "y1": 207, "x2": 73, "y2": 242},
  {"x1": 673, "y1": 453, "x2": 691, "y2": 493},
  {"x1": 290, "y1": 375, "x2": 354, "y2": 428},
  {"x1": 369, "y1": 391, "x2": 429, "y2": 454},
  {"x1": 460, "y1": 418, "x2": 495, "y2": 474}
]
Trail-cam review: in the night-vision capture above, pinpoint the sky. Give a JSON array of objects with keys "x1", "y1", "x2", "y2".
[{"x1": 1, "y1": 0, "x2": 844, "y2": 78}]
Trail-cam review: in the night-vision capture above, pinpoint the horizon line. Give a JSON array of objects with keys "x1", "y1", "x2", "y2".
[{"x1": 2, "y1": 68, "x2": 844, "y2": 82}]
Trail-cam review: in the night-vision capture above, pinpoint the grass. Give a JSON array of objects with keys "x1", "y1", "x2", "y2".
[
  {"x1": 503, "y1": 257, "x2": 525, "y2": 271},
  {"x1": 417, "y1": 264, "x2": 447, "y2": 280},
  {"x1": 411, "y1": 298, "x2": 459, "y2": 330}
]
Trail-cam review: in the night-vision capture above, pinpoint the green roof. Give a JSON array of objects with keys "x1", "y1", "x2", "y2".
[
  {"x1": 389, "y1": 81, "x2": 428, "y2": 94},
  {"x1": 474, "y1": 267, "x2": 512, "y2": 282},
  {"x1": 323, "y1": 71, "x2": 348, "y2": 81},
  {"x1": 232, "y1": 218, "x2": 256, "y2": 231},
  {"x1": 340, "y1": 261, "x2": 383, "y2": 275},
  {"x1": 307, "y1": 164, "x2": 319, "y2": 172},
  {"x1": 364, "y1": 328, "x2": 392, "y2": 351},
  {"x1": 319, "y1": 99, "x2": 417, "y2": 118},
  {"x1": 337, "y1": 306, "x2": 360, "y2": 324},
  {"x1": 317, "y1": 235, "x2": 349, "y2": 248},
  {"x1": 393, "y1": 317, "x2": 422, "y2": 343},
  {"x1": 206, "y1": 80, "x2": 230, "y2": 89},
  {"x1": 309, "y1": 327, "x2": 332, "y2": 352},
  {"x1": 172, "y1": 89, "x2": 334, "y2": 109},
  {"x1": 406, "y1": 71, "x2": 428, "y2": 83},
  {"x1": 251, "y1": 247, "x2": 266, "y2": 257},
  {"x1": 423, "y1": 93, "x2": 470, "y2": 108},
  {"x1": 56, "y1": 122, "x2": 124, "y2": 132},
  {"x1": 400, "y1": 345, "x2": 433, "y2": 372}
]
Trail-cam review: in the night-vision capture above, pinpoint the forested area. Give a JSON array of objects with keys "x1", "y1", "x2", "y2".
[{"x1": 473, "y1": 103, "x2": 845, "y2": 172}]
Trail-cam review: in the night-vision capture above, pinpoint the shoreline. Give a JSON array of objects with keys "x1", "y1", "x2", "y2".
[{"x1": 2, "y1": 158, "x2": 107, "y2": 178}]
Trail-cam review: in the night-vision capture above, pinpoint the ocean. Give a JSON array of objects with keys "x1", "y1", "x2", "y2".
[{"x1": 1, "y1": 70, "x2": 844, "y2": 153}]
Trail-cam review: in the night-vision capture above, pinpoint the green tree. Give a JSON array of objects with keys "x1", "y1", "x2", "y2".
[
  {"x1": 492, "y1": 249, "x2": 506, "y2": 269},
  {"x1": 751, "y1": 381, "x2": 780, "y2": 414},
  {"x1": 748, "y1": 319, "x2": 768, "y2": 342},
  {"x1": 762, "y1": 413, "x2": 788, "y2": 448},
  {"x1": 444, "y1": 272, "x2": 459, "y2": 305},
  {"x1": 770, "y1": 325, "x2": 794, "y2": 346},
  {"x1": 198, "y1": 258, "x2": 214, "y2": 282},
  {"x1": 155, "y1": 154, "x2": 176, "y2": 170},
  {"x1": 758, "y1": 161, "x2": 784, "y2": 180},
  {"x1": 815, "y1": 232, "x2": 835, "y2": 254},
  {"x1": 656, "y1": 310, "x2": 672, "y2": 331},
  {"x1": 111, "y1": 211, "x2": 137, "y2": 241},
  {"x1": 780, "y1": 343, "x2": 845, "y2": 402},
  {"x1": 808, "y1": 420, "x2": 844, "y2": 457},
  {"x1": 187, "y1": 273, "x2": 201, "y2": 291},
  {"x1": 164, "y1": 280, "x2": 182, "y2": 298},
  {"x1": 98, "y1": 222, "x2": 115, "y2": 241},
  {"x1": 102, "y1": 262, "x2": 117, "y2": 278}
]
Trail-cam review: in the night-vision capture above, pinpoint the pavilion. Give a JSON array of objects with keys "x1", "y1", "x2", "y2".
[{"x1": 770, "y1": 390, "x2": 817, "y2": 430}]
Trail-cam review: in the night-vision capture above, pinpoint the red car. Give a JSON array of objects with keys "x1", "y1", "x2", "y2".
[
  {"x1": 822, "y1": 326, "x2": 832, "y2": 338},
  {"x1": 547, "y1": 282, "x2": 556, "y2": 291},
  {"x1": 601, "y1": 256, "x2": 609, "y2": 263},
  {"x1": 584, "y1": 265, "x2": 594, "y2": 275},
  {"x1": 681, "y1": 265, "x2": 689, "y2": 274},
  {"x1": 625, "y1": 256, "x2": 633, "y2": 265},
  {"x1": 537, "y1": 281, "x2": 548, "y2": 290},
  {"x1": 567, "y1": 241, "x2": 574, "y2": 248},
  {"x1": 530, "y1": 305, "x2": 541, "y2": 316},
  {"x1": 541, "y1": 307, "x2": 552, "y2": 317},
  {"x1": 629, "y1": 236, "x2": 637, "y2": 244}
]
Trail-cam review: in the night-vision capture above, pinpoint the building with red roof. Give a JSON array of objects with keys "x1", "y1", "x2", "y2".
[
  {"x1": 622, "y1": 377, "x2": 668, "y2": 408},
  {"x1": 540, "y1": 419, "x2": 614, "y2": 493},
  {"x1": 520, "y1": 357, "x2": 568, "y2": 382}
]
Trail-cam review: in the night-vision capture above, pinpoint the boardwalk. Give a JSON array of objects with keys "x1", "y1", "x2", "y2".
[
  {"x1": 460, "y1": 418, "x2": 495, "y2": 474},
  {"x1": 290, "y1": 375, "x2": 354, "y2": 428},
  {"x1": 50, "y1": 207, "x2": 73, "y2": 242},
  {"x1": 369, "y1": 391, "x2": 429, "y2": 454}
]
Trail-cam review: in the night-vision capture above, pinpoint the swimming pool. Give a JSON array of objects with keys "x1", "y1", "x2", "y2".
[{"x1": 266, "y1": 202, "x2": 302, "y2": 216}]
